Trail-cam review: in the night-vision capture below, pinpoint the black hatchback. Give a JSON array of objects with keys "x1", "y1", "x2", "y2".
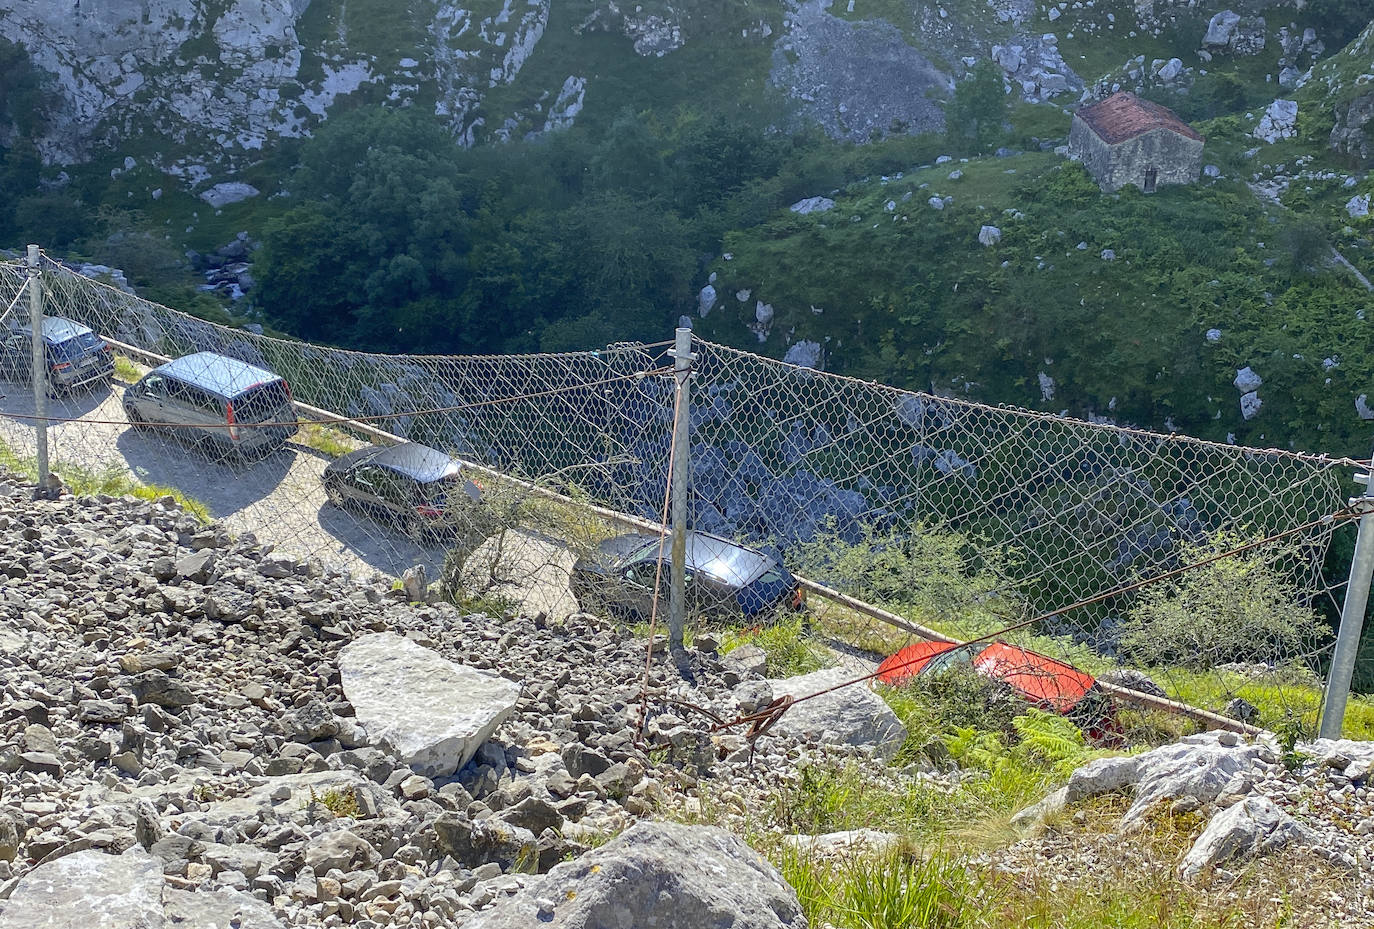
[
  {"x1": 322, "y1": 442, "x2": 483, "y2": 541},
  {"x1": 0, "y1": 317, "x2": 113, "y2": 395},
  {"x1": 570, "y1": 530, "x2": 806, "y2": 622}
]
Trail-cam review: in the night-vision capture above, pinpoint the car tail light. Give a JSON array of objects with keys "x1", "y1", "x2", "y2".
[
  {"x1": 51, "y1": 362, "x2": 70, "y2": 371},
  {"x1": 226, "y1": 401, "x2": 240, "y2": 441}
]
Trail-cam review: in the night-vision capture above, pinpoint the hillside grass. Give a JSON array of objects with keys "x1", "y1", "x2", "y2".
[
  {"x1": 701, "y1": 145, "x2": 1373, "y2": 456},
  {"x1": 478, "y1": 0, "x2": 783, "y2": 143},
  {"x1": 0, "y1": 440, "x2": 210, "y2": 522}
]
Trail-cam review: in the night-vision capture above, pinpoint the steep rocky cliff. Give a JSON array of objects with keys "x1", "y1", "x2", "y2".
[{"x1": 0, "y1": 0, "x2": 1088, "y2": 191}]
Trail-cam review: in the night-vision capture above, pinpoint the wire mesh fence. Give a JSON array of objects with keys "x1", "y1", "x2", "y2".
[{"x1": 0, "y1": 251, "x2": 1365, "y2": 739}]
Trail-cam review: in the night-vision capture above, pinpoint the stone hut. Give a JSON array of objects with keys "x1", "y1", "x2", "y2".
[{"x1": 1068, "y1": 92, "x2": 1204, "y2": 193}]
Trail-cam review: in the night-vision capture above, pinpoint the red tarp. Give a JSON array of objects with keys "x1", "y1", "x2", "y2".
[
  {"x1": 971, "y1": 642, "x2": 1096, "y2": 714},
  {"x1": 876, "y1": 640, "x2": 1097, "y2": 714},
  {"x1": 875, "y1": 640, "x2": 958, "y2": 685}
]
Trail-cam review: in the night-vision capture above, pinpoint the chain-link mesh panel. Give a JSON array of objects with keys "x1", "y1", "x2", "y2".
[{"x1": 689, "y1": 340, "x2": 1361, "y2": 735}]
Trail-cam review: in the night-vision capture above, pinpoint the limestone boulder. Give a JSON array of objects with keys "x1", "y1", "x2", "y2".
[
  {"x1": 1123, "y1": 734, "x2": 1268, "y2": 827},
  {"x1": 1203, "y1": 10, "x2": 1240, "y2": 48},
  {"x1": 781, "y1": 829, "x2": 901, "y2": 858},
  {"x1": 464, "y1": 821, "x2": 806, "y2": 928},
  {"x1": 339, "y1": 632, "x2": 521, "y2": 777},
  {"x1": 1013, "y1": 733, "x2": 1268, "y2": 828},
  {"x1": 0, "y1": 848, "x2": 164, "y2": 929},
  {"x1": 1180, "y1": 796, "x2": 1314, "y2": 880},
  {"x1": 768, "y1": 667, "x2": 907, "y2": 760}
]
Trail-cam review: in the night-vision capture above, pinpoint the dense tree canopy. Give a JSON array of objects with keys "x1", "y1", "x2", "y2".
[{"x1": 251, "y1": 105, "x2": 909, "y2": 354}]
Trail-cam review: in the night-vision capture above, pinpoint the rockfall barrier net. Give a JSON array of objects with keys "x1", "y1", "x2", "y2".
[{"x1": 0, "y1": 252, "x2": 1364, "y2": 737}]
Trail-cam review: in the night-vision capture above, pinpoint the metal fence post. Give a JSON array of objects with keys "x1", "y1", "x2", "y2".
[
  {"x1": 26, "y1": 245, "x2": 49, "y2": 493},
  {"x1": 668, "y1": 327, "x2": 694, "y2": 649},
  {"x1": 1320, "y1": 458, "x2": 1374, "y2": 739}
]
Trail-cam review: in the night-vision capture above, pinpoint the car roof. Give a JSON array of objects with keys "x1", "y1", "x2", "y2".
[
  {"x1": 153, "y1": 352, "x2": 283, "y2": 397},
  {"x1": 370, "y1": 442, "x2": 463, "y2": 483},
  {"x1": 10, "y1": 317, "x2": 97, "y2": 344},
  {"x1": 329, "y1": 442, "x2": 462, "y2": 484},
  {"x1": 876, "y1": 640, "x2": 1097, "y2": 714},
  {"x1": 683, "y1": 531, "x2": 775, "y2": 585}
]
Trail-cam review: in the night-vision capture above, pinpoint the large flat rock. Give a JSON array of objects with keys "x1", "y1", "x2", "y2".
[
  {"x1": 0, "y1": 848, "x2": 165, "y2": 929},
  {"x1": 769, "y1": 666, "x2": 907, "y2": 761},
  {"x1": 339, "y1": 632, "x2": 521, "y2": 777},
  {"x1": 466, "y1": 821, "x2": 806, "y2": 928}
]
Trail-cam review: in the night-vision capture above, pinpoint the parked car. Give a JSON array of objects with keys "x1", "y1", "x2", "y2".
[
  {"x1": 571, "y1": 530, "x2": 806, "y2": 622},
  {"x1": 0, "y1": 317, "x2": 113, "y2": 395},
  {"x1": 876, "y1": 639, "x2": 1120, "y2": 740},
  {"x1": 123, "y1": 351, "x2": 298, "y2": 460},
  {"x1": 323, "y1": 442, "x2": 483, "y2": 542}
]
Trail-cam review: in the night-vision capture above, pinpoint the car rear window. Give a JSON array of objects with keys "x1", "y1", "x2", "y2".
[
  {"x1": 234, "y1": 382, "x2": 291, "y2": 424},
  {"x1": 48, "y1": 332, "x2": 103, "y2": 362}
]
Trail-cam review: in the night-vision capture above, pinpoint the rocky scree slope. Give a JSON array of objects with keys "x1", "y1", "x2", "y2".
[{"x1": 0, "y1": 469, "x2": 922, "y2": 927}]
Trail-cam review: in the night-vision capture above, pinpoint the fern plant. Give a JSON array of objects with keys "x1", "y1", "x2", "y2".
[{"x1": 1009, "y1": 708, "x2": 1097, "y2": 777}]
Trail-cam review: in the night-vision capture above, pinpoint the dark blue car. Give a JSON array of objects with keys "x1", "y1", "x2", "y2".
[
  {"x1": 571, "y1": 530, "x2": 806, "y2": 622},
  {"x1": 0, "y1": 317, "x2": 113, "y2": 395}
]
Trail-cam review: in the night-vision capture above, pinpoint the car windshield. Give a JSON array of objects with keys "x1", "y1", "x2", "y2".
[
  {"x1": 234, "y1": 382, "x2": 291, "y2": 424},
  {"x1": 48, "y1": 332, "x2": 103, "y2": 363},
  {"x1": 625, "y1": 534, "x2": 770, "y2": 587}
]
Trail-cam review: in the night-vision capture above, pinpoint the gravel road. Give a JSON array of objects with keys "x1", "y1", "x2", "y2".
[{"x1": 0, "y1": 377, "x2": 449, "y2": 581}]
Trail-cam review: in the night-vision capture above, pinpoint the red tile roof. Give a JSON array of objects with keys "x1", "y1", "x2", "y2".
[{"x1": 1075, "y1": 91, "x2": 1203, "y2": 145}]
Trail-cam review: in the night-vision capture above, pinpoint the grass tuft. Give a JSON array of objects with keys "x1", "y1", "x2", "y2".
[
  {"x1": 722, "y1": 614, "x2": 830, "y2": 677},
  {"x1": 295, "y1": 421, "x2": 363, "y2": 458}
]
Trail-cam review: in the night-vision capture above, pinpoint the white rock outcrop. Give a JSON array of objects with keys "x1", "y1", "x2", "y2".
[
  {"x1": 1254, "y1": 99, "x2": 1298, "y2": 143},
  {"x1": 466, "y1": 822, "x2": 807, "y2": 928},
  {"x1": 768, "y1": 667, "x2": 907, "y2": 761},
  {"x1": 199, "y1": 182, "x2": 261, "y2": 208},
  {"x1": 783, "y1": 340, "x2": 824, "y2": 370},
  {"x1": 790, "y1": 196, "x2": 836, "y2": 215},
  {"x1": 979, "y1": 224, "x2": 1002, "y2": 246},
  {"x1": 338, "y1": 632, "x2": 521, "y2": 777}
]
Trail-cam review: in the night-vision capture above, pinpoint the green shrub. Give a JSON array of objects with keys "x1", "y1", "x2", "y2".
[
  {"x1": 788, "y1": 521, "x2": 1016, "y2": 630},
  {"x1": 1119, "y1": 533, "x2": 1325, "y2": 670}
]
